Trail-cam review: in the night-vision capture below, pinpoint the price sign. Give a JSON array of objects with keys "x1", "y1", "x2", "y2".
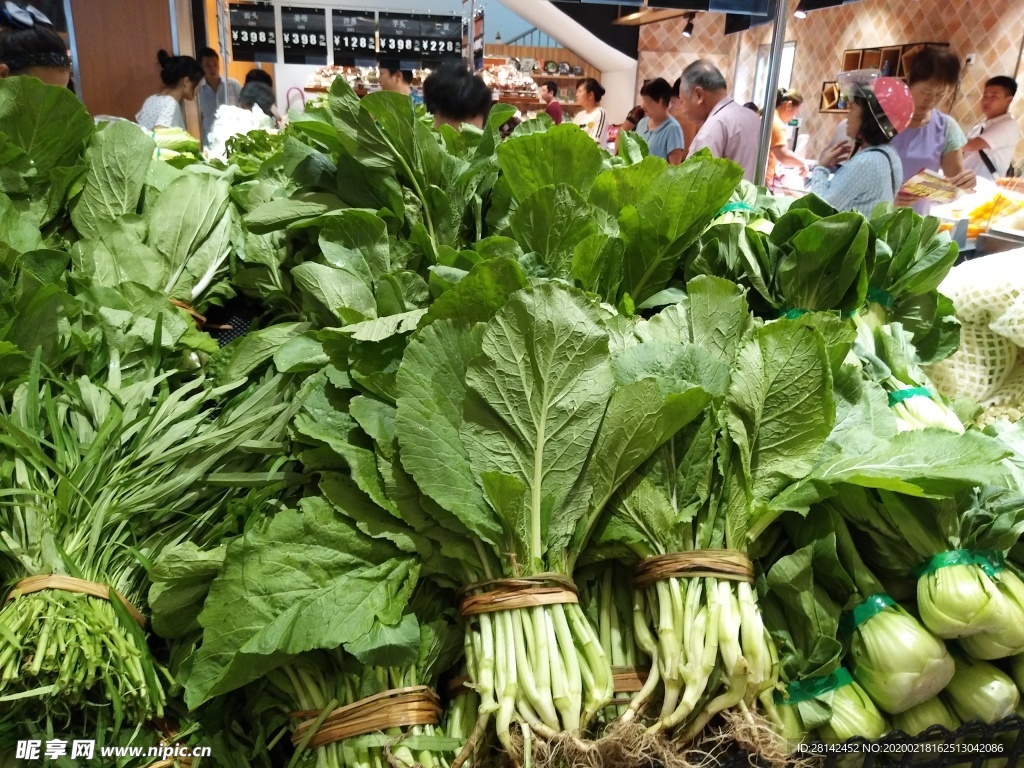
[
  {"x1": 228, "y1": 1, "x2": 277, "y2": 63},
  {"x1": 281, "y1": 6, "x2": 326, "y2": 64},
  {"x1": 417, "y1": 16, "x2": 463, "y2": 64},
  {"x1": 377, "y1": 14, "x2": 422, "y2": 59},
  {"x1": 332, "y1": 11, "x2": 376, "y2": 63}
]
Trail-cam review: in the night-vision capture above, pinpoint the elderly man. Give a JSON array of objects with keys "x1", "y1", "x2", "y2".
[{"x1": 677, "y1": 59, "x2": 761, "y2": 181}]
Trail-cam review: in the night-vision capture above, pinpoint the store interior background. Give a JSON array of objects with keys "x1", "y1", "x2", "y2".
[
  {"x1": 59, "y1": 0, "x2": 1024, "y2": 171},
  {"x1": 642, "y1": 0, "x2": 1024, "y2": 164}
]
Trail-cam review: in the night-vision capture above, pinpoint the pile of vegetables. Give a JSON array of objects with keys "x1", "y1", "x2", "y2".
[{"x1": 5, "y1": 71, "x2": 1024, "y2": 768}]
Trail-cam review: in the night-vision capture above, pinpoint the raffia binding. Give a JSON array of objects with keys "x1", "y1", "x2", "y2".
[
  {"x1": 6, "y1": 574, "x2": 147, "y2": 628},
  {"x1": 611, "y1": 666, "x2": 650, "y2": 693},
  {"x1": 457, "y1": 574, "x2": 579, "y2": 618},
  {"x1": 291, "y1": 686, "x2": 442, "y2": 750},
  {"x1": 633, "y1": 550, "x2": 755, "y2": 589}
]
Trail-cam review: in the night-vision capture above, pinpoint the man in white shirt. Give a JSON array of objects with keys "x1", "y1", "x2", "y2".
[
  {"x1": 677, "y1": 59, "x2": 762, "y2": 181},
  {"x1": 198, "y1": 47, "x2": 242, "y2": 149},
  {"x1": 963, "y1": 76, "x2": 1022, "y2": 180}
]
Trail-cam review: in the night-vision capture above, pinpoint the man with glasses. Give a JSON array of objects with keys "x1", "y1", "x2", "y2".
[{"x1": 963, "y1": 76, "x2": 1021, "y2": 180}]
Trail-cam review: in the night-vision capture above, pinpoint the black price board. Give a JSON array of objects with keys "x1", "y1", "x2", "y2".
[
  {"x1": 377, "y1": 14, "x2": 422, "y2": 58},
  {"x1": 418, "y1": 16, "x2": 463, "y2": 63},
  {"x1": 332, "y1": 11, "x2": 377, "y2": 63},
  {"x1": 229, "y1": 1, "x2": 277, "y2": 63},
  {"x1": 281, "y1": 6, "x2": 327, "y2": 65}
]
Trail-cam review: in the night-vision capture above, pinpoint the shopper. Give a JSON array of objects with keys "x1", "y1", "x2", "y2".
[
  {"x1": 245, "y1": 68, "x2": 272, "y2": 88},
  {"x1": 963, "y1": 76, "x2": 1021, "y2": 180},
  {"x1": 574, "y1": 77, "x2": 607, "y2": 144},
  {"x1": 0, "y1": 2, "x2": 71, "y2": 87},
  {"x1": 766, "y1": 89, "x2": 807, "y2": 187},
  {"x1": 635, "y1": 77, "x2": 684, "y2": 165},
  {"x1": 136, "y1": 51, "x2": 202, "y2": 131},
  {"x1": 677, "y1": 60, "x2": 761, "y2": 181},
  {"x1": 668, "y1": 77, "x2": 700, "y2": 161},
  {"x1": 807, "y1": 75, "x2": 913, "y2": 218},
  {"x1": 539, "y1": 80, "x2": 562, "y2": 125},
  {"x1": 890, "y1": 46, "x2": 975, "y2": 213},
  {"x1": 197, "y1": 47, "x2": 241, "y2": 148},
  {"x1": 422, "y1": 62, "x2": 492, "y2": 130},
  {"x1": 379, "y1": 60, "x2": 423, "y2": 108}
]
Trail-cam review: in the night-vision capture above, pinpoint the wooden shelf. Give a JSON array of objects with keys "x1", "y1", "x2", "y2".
[{"x1": 821, "y1": 41, "x2": 950, "y2": 113}]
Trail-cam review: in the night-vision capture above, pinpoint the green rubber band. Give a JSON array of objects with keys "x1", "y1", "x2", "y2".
[
  {"x1": 888, "y1": 387, "x2": 932, "y2": 407},
  {"x1": 718, "y1": 201, "x2": 755, "y2": 215},
  {"x1": 840, "y1": 594, "x2": 895, "y2": 638},
  {"x1": 915, "y1": 549, "x2": 1006, "y2": 579},
  {"x1": 780, "y1": 668, "x2": 854, "y2": 704},
  {"x1": 866, "y1": 286, "x2": 896, "y2": 308},
  {"x1": 784, "y1": 308, "x2": 810, "y2": 319}
]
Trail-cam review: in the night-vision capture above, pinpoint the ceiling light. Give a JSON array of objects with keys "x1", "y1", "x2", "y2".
[
  {"x1": 682, "y1": 12, "x2": 695, "y2": 37},
  {"x1": 794, "y1": 0, "x2": 808, "y2": 17}
]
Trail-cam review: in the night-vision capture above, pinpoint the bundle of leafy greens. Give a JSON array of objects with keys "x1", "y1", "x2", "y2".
[
  {"x1": 864, "y1": 205, "x2": 960, "y2": 364},
  {"x1": 0, "y1": 362, "x2": 295, "y2": 743},
  {"x1": 761, "y1": 542, "x2": 887, "y2": 744},
  {"x1": 826, "y1": 485, "x2": 1024, "y2": 660},
  {"x1": 248, "y1": 585, "x2": 464, "y2": 768},
  {"x1": 392, "y1": 280, "x2": 719, "y2": 749},
  {"x1": 587, "y1": 279, "x2": 836, "y2": 740},
  {"x1": 785, "y1": 508, "x2": 953, "y2": 716}
]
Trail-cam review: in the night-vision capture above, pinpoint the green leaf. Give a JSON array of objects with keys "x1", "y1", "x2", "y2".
[
  {"x1": 70, "y1": 121, "x2": 154, "y2": 239},
  {"x1": 149, "y1": 543, "x2": 227, "y2": 641},
  {"x1": 320, "y1": 210, "x2": 391, "y2": 283},
  {"x1": 244, "y1": 196, "x2": 335, "y2": 234},
  {"x1": 274, "y1": 332, "x2": 329, "y2": 373},
  {"x1": 497, "y1": 124, "x2": 605, "y2": 199},
  {"x1": 0, "y1": 77, "x2": 93, "y2": 180},
  {"x1": 335, "y1": 309, "x2": 427, "y2": 342},
  {"x1": 292, "y1": 261, "x2": 376, "y2": 325},
  {"x1": 396, "y1": 321, "x2": 499, "y2": 546},
  {"x1": 509, "y1": 184, "x2": 597, "y2": 279},
  {"x1": 619, "y1": 157, "x2": 743, "y2": 303},
  {"x1": 775, "y1": 212, "x2": 869, "y2": 312},
  {"x1": 460, "y1": 282, "x2": 614, "y2": 572},
  {"x1": 423, "y1": 257, "x2": 527, "y2": 327},
  {"x1": 211, "y1": 322, "x2": 309, "y2": 384},
  {"x1": 345, "y1": 613, "x2": 421, "y2": 667},
  {"x1": 729, "y1": 321, "x2": 835, "y2": 543},
  {"x1": 183, "y1": 500, "x2": 417, "y2": 707}
]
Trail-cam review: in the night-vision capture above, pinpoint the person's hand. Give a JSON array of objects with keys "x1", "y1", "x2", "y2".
[
  {"x1": 947, "y1": 169, "x2": 977, "y2": 193},
  {"x1": 818, "y1": 140, "x2": 851, "y2": 169},
  {"x1": 895, "y1": 191, "x2": 924, "y2": 208}
]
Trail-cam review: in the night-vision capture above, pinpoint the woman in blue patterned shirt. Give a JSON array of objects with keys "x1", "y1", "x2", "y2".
[{"x1": 807, "y1": 75, "x2": 914, "y2": 218}]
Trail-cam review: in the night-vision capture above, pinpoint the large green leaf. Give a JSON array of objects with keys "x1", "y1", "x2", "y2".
[
  {"x1": 292, "y1": 261, "x2": 376, "y2": 324},
  {"x1": 395, "y1": 321, "x2": 499, "y2": 547},
  {"x1": 0, "y1": 77, "x2": 93, "y2": 180},
  {"x1": 728, "y1": 321, "x2": 834, "y2": 543},
  {"x1": 497, "y1": 123, "x2": 605, "y2": 200},
  {"x1": 775, "y1": 212, "x2": 869, "y2": 312},
  {"x1": 183, "y1": 500, "x2": 417, "y2": 707},
  {"x1": 70, "y1": 121, "x2": 154, "y2": 239},
  {"x1": 460, "y1": 283, "x2": 614, "y2": 572},
  {"x1": 619, "y1": 157, "x2": 743, "y2": 303},
  {"x1": 509, "y1": 184, "x2": 597, "y2": 279}
]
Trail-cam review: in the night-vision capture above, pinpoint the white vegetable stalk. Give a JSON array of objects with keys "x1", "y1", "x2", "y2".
[
  {"x1": 944, "y1": 654, "x2": 1020, "y2": 725},
  {"x1": 890, "y1": 696, "x2": 960, "y2": 736},
  {"x1": 888, "y1": 385, "x2": 964, "y2": 434},
  {"x1": 959, "y1": 568, "x2": 1024, "y2": 659},
  {"x1": 816, "y1": 674, "x2": 888, "y2": 743},
  {"x1": 845, "y1": 595, "x2": 954, "y2": 714},
  {"x1": 917, "y1": 553, "x2": 1014, "y2": 639}
]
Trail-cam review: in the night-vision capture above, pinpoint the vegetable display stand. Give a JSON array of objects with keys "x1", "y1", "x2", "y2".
[{"x1": 720, "y1": 715, "x2": 1024, "y2": 767}]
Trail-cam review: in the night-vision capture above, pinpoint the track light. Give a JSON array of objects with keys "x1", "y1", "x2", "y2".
[
  {"x1": 794, "y1": 0, "x2": 808, "y2": 18},
  {"x1": 682, "y1": 12, "x2": 695, "y2": 37}
]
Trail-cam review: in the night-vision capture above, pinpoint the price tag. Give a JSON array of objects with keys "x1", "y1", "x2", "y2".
[
  {"x1": 417, "y1": 16, "x2": 464, "y2": 64},
  {"x1": 281, "y1": 6, "x2": 327, "y2": 65},
  {"x1": 377, "y1": 14, "x2": 422, "y2": 61},
  {"x1": 332, "y1": 10, "x2": 377, "y2": 62},
  {"x1": 229, "y1": 1, "x2": 277, "y2": 63}
]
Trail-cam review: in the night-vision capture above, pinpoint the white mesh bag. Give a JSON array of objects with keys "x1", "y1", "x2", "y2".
[
  {"x1": 939, "y1": 248, "x2": 1024, "y2": 325},
  {"x1": 926, "y1": 321, "x2": 1017, "y2": 402}
]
